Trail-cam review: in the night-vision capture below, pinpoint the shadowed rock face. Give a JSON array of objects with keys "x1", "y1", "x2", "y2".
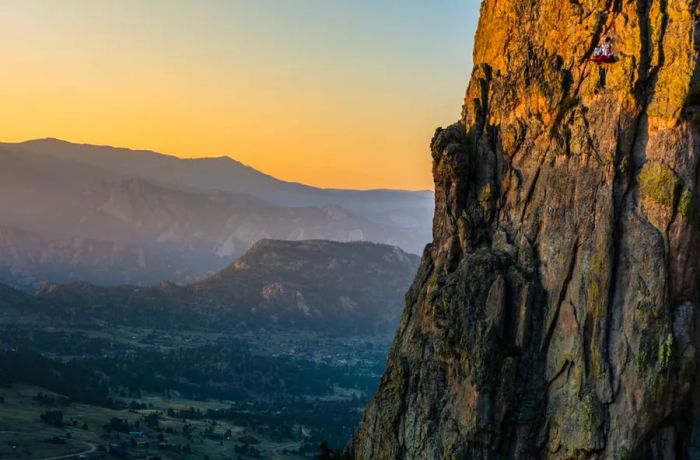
[{"x1": 356, "y1": 1, "x2": 700, "y2": 458}]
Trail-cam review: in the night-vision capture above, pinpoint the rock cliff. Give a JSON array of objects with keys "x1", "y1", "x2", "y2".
[{"x1": 356, "y1": 1, "x2": 700, "y2": 458}]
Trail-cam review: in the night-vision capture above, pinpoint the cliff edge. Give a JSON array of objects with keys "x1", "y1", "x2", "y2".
[{"x1": 356, "y1": 1, "x2": 700, "y2": 458}]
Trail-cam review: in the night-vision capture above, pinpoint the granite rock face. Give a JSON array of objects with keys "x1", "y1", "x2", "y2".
[{"x1": 356, "y1": 1, "x2": 700, "y2": 458}]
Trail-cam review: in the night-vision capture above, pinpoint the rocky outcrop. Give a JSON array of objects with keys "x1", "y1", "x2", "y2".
[
  {"x1": 356, "y1": 1, "x2": 700, "y2": 458},
  {"x1": 36, "y1": 240, "x2": 420, "y2": 334}
]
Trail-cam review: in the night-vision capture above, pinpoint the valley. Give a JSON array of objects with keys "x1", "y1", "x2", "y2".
[
  {"x1": 0, "y1": 323, "x2": 388, "y2": 459},
  {"x1": 0, "y1": 134, "x2": 428, "y2": 460},
  {"x1": 0, "y1": 239, "x2": 413, "y2": 459}
]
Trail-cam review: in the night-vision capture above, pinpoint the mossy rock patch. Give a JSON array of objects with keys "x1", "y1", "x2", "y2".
[{"x1": 638, "y1": 161, "x2": 679, "y2": 207}]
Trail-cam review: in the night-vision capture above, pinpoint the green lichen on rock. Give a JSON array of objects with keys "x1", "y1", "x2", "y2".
[
  {"x1": 638, "y1": 161, "x2": 679, "y2": 207},
  {"x1": 679, "y1": 188, "x2": 694, "y2": 216},
  {"x1": 588, "y1": 252, "x2": 608, "y2": 310},
  {"x1": 428, "y1": 274, "x2": 439, "y2": 290},
  {"x1": 658, "y1": 332, "x2": 674, "y2": 370},
  {"x1": 678, "y1": 187, "x2": 700, "y2": 228}
]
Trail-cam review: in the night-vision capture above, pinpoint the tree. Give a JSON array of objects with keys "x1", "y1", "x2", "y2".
[
  {"x1": 319, "y1": 441, "x2": 333, "y2": 460},
  {"x1": 144, "y1": 412, "x2": 160, "y2": 429},
  {"x1": 40, "y1": 411, "x2": 64, "y2": 428},
  {"x1": 103, "y1": 417, "x2": 130, "y2": 433}
]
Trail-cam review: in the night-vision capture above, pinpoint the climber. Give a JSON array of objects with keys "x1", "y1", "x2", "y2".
[{"x1": 591, "y1": 37, "x2": 614, "y2": 63}]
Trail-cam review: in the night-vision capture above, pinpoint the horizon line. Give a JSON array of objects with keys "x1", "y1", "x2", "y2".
[{"x1": 2, "y1": 136, "x2": 435, "y2": 194}]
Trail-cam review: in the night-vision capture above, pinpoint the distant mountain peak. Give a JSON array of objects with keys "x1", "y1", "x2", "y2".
[
  {"x1": 0, "y1": 138, "x2": 432, "y2": 288},
  {"x1": 33, "y1": 239, "x2": 421, "y2": 334},
  {"x1": 214, "y1": 239, "x2": 416, "y2": 279}
]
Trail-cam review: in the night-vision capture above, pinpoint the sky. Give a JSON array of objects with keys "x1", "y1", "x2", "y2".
[{"x1": 0, "y1": 0, "x2": 481, "y2": 190}]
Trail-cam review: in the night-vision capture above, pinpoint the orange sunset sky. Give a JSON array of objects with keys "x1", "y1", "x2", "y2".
[{"x1": 0, "y1": 1, "x2": 480, "y2": 190}]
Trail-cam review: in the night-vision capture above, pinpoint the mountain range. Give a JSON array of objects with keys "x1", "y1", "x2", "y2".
[
  {"x1": 0, "y1": 138, "x2": 432, "y2": 289},
  {"x1": 1, "y1": 239, "x2": 420, "y2": 334}
]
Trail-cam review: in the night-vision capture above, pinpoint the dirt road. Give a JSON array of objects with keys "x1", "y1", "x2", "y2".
[{"x1": 41, "y1": 442, "x2": 97, "y2": 460}]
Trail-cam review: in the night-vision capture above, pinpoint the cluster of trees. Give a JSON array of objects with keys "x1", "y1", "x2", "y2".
[
  {"x1": 0, "y1": 327, "x2": 383, "y2": 453},
  {"x1": 33, "y1": 392, "x2": 70, "y2": 406},
  {"x1": 203, "y1": 399, "x2": 362, "y2": 448},
  {"x1": 166, "y1": 406, "x2": 204, "y2": 420},
  {"x1": 103, "y1": 417, "x2": 132, "y2": 433},
  {"x1": 294, "y1": 441, "x2": 354, "y2": 460},
  {"x1": 0, "y1": 351, "x2": 114, "y2": 407},
  {"x1": 321, "y1": 447, "x2": 355, "y2": 460},
  {"x1": 39, "y1": 410, "x2": 64, "y2": 427},
  {"x1": 129, "y1": 400, "x2": 149, "y2": 410},
  {"x1": 233, "y1": 443, "x2": 262, "y2": 458},
  {"x1": 39, "y1": 410, "x2": 89, "y2": 430},
  {"x1": 0, "y1": 328, "x2": 109, "y2": 356},
  {"x1": 2, "y1": 326, "x2": 378, "y2": 402},
  {"x1": 43, "y1": 436, "x2": 67, "y2": 445},
  {"x1": 103, "y1": 413, "x2": 159, "y2": 433},
  {"x1": 76, "y1": 344, "x2": 355, "y2": 401}
]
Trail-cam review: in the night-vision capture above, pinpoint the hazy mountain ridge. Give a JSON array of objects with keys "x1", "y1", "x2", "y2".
[
  {"x1": 0, "y1": 139, "x2": 432, "y2": 288},
  {"x1": 4, "y1": 138, "x2": 434, "y2": 215},
  {"x1": 31, "y1": 239, "x2": 420, "y2": 334},
  {"x1": 0, "y1": 224, "x2": 190, "y2": 289}
]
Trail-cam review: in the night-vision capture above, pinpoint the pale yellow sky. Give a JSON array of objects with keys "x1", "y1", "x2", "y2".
[{"x1": 0, "y1": 1, "x2": 477, "y2": 190}]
